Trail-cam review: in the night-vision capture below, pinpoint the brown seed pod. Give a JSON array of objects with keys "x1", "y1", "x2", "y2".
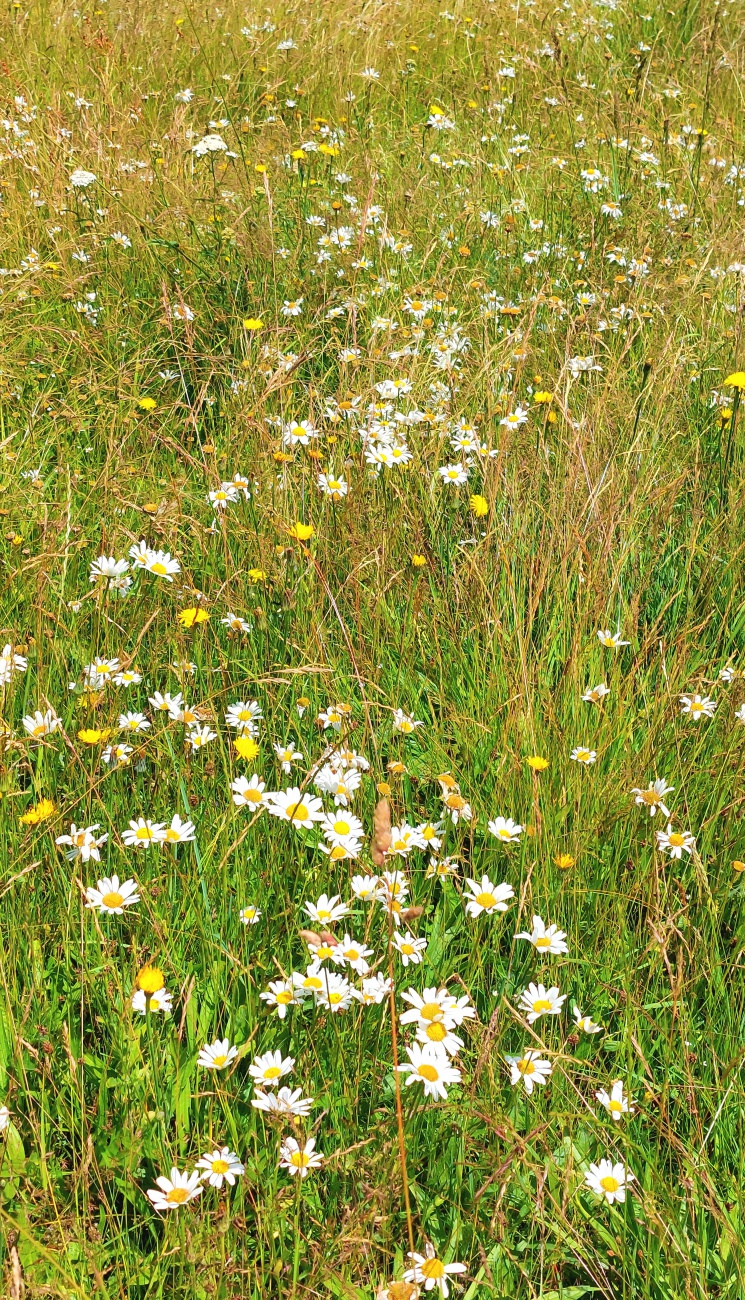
[
  {"x1": 298, "y1": 929, "x2": 323, "y2": 947},
  {"x1": 319, "y1": 930, "x2": 339, "y2": 946},
  {"x1": 400, "y1": 905, "x2": 424, "y2": 922},
  {"x1": 371, "y1": 797, "x2": 392, "y2": 866}
]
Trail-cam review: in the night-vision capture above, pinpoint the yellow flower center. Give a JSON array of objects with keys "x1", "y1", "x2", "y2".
[
  {"x1": 334, "y1": 820, "x2": 351, "y2": 835},
  {"x1": 165, "y1": 828, "x2": 180, "y2": 842},
  {"x1": 640, "y1": 791, "x2": 660, "y2": 805},
  {"x1": 532, "y1": 998, "x2": 552, "y2": 1013},
  {"x1": 290, "y1": 1151, "x2": 309, "y2": 1168},
  {"x1": 264, "y1": 1066, "x2": 282, "y2": 1079},
  {"x1": 497, "y1": 829, "x2": 511, "y2": 840},
  {"x1": 287, "y1": 802, "x2": 309, "y2": 821},
  {"x1": 421, "y1": 1259, "x2": 446, "y2": 1280},
  {"x1": 690, "y1": 702, "x2": 703, "y2": 713},
  {"x1": 600, "y1": 1175, "x2": 620, "y2": 1193},
  {"x1": 32, "y1": 724, "x2": 46, "y2": 737},
  {"x1": 518, "y1": 1059, "x2": 535, "y2": 1075},
  {"x1": 345, "y1": 949, "x2": 359, "y2": 961},
  {"x1": 166, "y1": 1187, "x2": 189, "y2": 1204},
  {"x1": 136, "y1": 826, "x2": 154, "y2": 840},
  {"x1": 237, "y1": 709, "x2": 253, "y2": 721},
  {"x1": 668, "y1": 833, "x2": 684, "y2": 847},
  {"x1": 476, "y1": 891, "x2": 496, "y2": 908},
  {"x1": 150, "y1": 562, "x2": 168, "y2": 575},
  {"x1": 426, "y1": 1022, "x2": 447, "y2": 1042},
  {"x1": 317, "y1": 909, "x2": 331, "y2": 921},
  {"x1": 244, "y1": 789, "x2": 262, "y2": 802},
  {"x1": 211, "y1": 1159, "x2": 229, "y2": 1174},
  {"x1": 304, "y1": 976, "x2": 323, "y2": 989},
  {"x1": 417, "y1": 1063, "x2": 440, "y2": 1082},
  {"x1": 276, "y1": 990, "x2": 293, "y2": 1004},
  {"x1": 328, "y1": 991, "x2": 344, "y2": 1004},
  {"x1": 102, "y1": 891, "x2": 124, "y2": 909},
  {"x1": 535, "y1": 936, "x2": 552, "y2": 949},
  {"x1": 421, "y1": 1002, "x2": 444, "y2": 1021},
  {"x1": 411, "y1": 301, "x2": 423, "y2": 311},
  {"x1": 212, "y1": 1053, "x2": 228, "y2": 1067},
  {"x1": 609, "y1": 1101, "x2": 623, "y2": 1114},
  {"x1": 400, "y1": 943, "x2": 414, "y2": 955}
]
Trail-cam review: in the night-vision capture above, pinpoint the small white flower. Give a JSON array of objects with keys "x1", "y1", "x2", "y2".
[
  {"x1": 584, "y1": 1159, "x2": 634, "y2": 1205},
  {"x1": 515, "y1": 914, "x2": 568, "y2": 955},
  {"x1": 196, "y1": 1147, "x2": 244, "y2": 1188},
  {"x1": 573, "y1": 1005, "x2": 602, "y2": 1034},
  {"x1": 197, "y1": 1038, "x2": 239, "y2": 1070},
  {"x1": 146, "y1": 1167, "x2": 202, "y2": 1211},
  {"x1": 596, "y1": 1079, "x2": 634, "y2": 1121},
  {"x1": 85, "y1": 876, "x2": 140, "y2": 914},
  {"x1": 69, "y1": 168, "x2": 96, "y2": 188},
  {"x1": 517, "y1": 982, "x2": 566, "y2": 1025},
  {"x1": 506, "y1": 1050, "x2": 552, "y2": 1094}
]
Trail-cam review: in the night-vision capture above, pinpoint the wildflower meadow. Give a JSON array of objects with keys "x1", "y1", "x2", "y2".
[{"x1": 1, "y1": 0, "x2": 745, "y2": 1294}]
